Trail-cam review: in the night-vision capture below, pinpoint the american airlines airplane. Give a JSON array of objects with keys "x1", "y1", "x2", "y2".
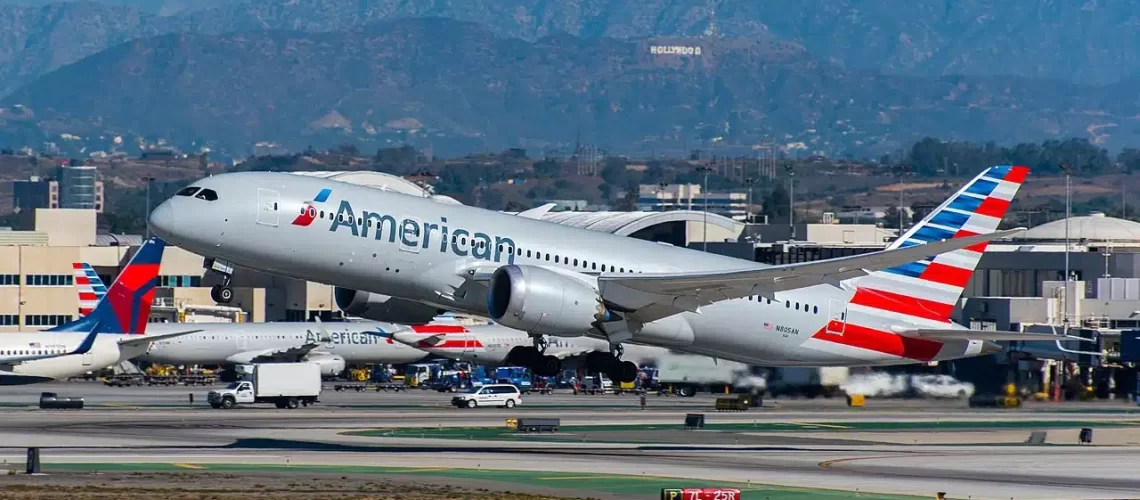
[
  {"x1": 75, "y1": 270, "x2": 431, "y2": 376},
  {"x1": 149, "y1": 165, "x2": 1050, "y2": 383},
  {"x1": 386, "y1": 323, "x2": 672, "y2": 369},
  {"x1": 0, "y1": 238, "x2": 197, "y2": 385}
]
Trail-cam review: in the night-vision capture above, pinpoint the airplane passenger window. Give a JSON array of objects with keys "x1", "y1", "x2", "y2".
[
  {"x1": 591, "y1": 262, "x2": 596, "y2": 270},
  {"x1": 320, "y1": 211, "x2": 325, "y2": 218},
  {"x1": 573, "y1": 259, "x2": 579, "y2": 266},
  {"x1": 795, "y1": 302, "x2": 800, "y2": 311},
  {"x1": 785, "y1": 300, "x2": 790, "y2": 308},
  {"x1": 555, "y1": 256, "x2": 560, "y2": 263},
  {"x1": 176, "y1": 186, "x2": 200, "y2": 197},
  {"x1": 813, "y1": 306, "x2": 818, "y2": 314},
  {"x1": 527, "y1": 250, "x2": 532, "y2": 258},
  {"x1": 338, "y1": 214, "x2": 344, "y2": 222},
  {"x1": 195, "y1": 189, "x2": 219, "y2": 201}
]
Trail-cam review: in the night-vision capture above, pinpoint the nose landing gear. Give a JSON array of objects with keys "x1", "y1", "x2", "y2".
[{"x1": 204, "y1": 257, "x2": 236, "y2": 304}]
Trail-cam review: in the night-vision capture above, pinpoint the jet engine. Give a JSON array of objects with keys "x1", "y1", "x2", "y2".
[
  {"x1": 304, "y1": 352, "x2": 346, "y2": 378},
  {"x1": 333, "y1": 288, "x2": 441, "y2": 324},
  {"x1": 487, "y1": 264, "x2": 613, "y2": 336}
]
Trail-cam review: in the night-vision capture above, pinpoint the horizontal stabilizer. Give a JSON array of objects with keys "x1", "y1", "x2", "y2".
[
  {"x1": 896, "y1": 328, "x2": 1094, "y2": 342},
  {"x1": 117, "y1": 329, "x2": 201, "y2": 347}
]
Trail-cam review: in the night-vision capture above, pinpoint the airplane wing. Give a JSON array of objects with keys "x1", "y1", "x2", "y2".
[
  {"x1": 598, "y1": 228, "x2": 1024, "y2": 322},
  {"x1": 895, "y1": 329, "x2": 1096, "y2": 342},
  {"x1": 244, "y1": 344, "x2": 323, "y2": 364},
  {"x1": 1, "y1": 327, "x2": 100, "y2": 364},
  {"x1": 116, "y1": 329, "x2": 202, "y2": 347}
]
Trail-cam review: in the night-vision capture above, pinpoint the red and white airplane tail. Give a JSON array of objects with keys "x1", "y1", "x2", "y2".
[{"x1": 848, "y1": 165, "x2": 1029, "y2": 325}]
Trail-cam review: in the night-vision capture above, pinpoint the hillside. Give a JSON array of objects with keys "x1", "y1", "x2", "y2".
[
  {"x1": 5, "y1": 0, "x2": 1140, "y2": 99},
  {"x1": 5, "y1": 18, "x2": 1140, "y2": 157}
]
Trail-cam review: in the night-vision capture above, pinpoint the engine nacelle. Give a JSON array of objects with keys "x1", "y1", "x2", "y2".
[
  {"x1": 487, "y1": 265, "x2": 611, "y2": 336},
  {"x1": 305, "y1": 352, "x2": 347, "y2": 377},
  {"x1": 333, "y1": 287, "x2": 441, "y2": 324}
]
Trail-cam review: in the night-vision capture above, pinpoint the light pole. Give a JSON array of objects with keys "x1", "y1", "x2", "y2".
[
  {"x1": 697, "y1": 165, "x2": 715, "y2": 251},
  {"x1": 1060, "y1": 162, "x2": 1075, "y2": 331},
  {"x1": 784, "y1": 164, "x2": 795, "y2": 240},
  {"x1": 744, "y1": 177, "x2": 756, "y2": 223},
  {"x1": 896, "y1": 164, "x2": 906, "y2": 231},
  {"x1": 144, "y1": 176, "x2": 155, "y2": 238}
]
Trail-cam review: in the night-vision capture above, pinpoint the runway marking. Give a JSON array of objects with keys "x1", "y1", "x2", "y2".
[
  {"x1": 819, "y1": 454, "x2": 935, "y2": 470},
  {"x1": 172, "y1": 463, "x2": 206, "y2": 469},
  {"x1": 788, "y1": 422, "x2": 851, "y2": 429},
  {"x1": 395, "y1": 467, "x2": 452, "y2": 473}
]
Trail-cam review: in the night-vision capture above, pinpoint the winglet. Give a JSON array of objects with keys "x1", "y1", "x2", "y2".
[{"x1": 516, "y1": 203, "x2": 556, "y2": 220}]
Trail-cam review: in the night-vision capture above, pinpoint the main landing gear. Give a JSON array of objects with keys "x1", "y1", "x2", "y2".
[
  {"x1": 506, "y1": 336, "x2": 562, "y2": 377},
  {"x1": 204, "y1": 257, "x2": 235, "y2": 304},
  {"x1": 585, "y1": 344, "x2": 638, "y2": 384}
]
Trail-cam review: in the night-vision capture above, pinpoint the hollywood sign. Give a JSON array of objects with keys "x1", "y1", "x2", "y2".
[{"x1": 649, "y1": 45, "x2": 702, "y2": 56}]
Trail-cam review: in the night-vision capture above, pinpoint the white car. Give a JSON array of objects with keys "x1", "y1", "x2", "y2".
[{"x1": 451, "y1": 384, "x2": 522, "y2": 408}]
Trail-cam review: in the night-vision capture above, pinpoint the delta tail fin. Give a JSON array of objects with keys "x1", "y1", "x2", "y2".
[
  {"x1": 50, "y1": 237, "x2": 166, "y2": 334},
  {"x1": 849, "y1": 165, "x2": 1029, "y2": 323}
]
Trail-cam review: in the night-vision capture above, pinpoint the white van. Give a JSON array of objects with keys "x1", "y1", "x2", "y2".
[{"x1": 451, "y1": 384, "x2": 522, "y2": 408}]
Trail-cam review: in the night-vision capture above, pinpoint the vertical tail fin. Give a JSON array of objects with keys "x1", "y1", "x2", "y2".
[
  {"x1": 50, "y1": 237, "x2": 166, "y2": 334},
  {"x1": 850, "y1": 165, "x2": 1029, "y2": 322},
  {"x1": 73, "y1": 263, "x2": 107, "y2": 317}
]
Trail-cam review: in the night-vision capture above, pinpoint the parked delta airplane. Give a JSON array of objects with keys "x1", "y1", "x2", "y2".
[
  {"x1": 149, "y1": 165, "x2": 1060, "y2": 383},
  {"x1": 74, "y1": 271, "x2": 431, "y2": 376},
  {"x1": 0, "y1": 238, "x2": 198, "y2": 385}
]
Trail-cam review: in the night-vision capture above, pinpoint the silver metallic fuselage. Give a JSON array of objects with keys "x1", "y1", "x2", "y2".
[{"x1": 149, "y1": 172, "x2": 976, "y2": 366}]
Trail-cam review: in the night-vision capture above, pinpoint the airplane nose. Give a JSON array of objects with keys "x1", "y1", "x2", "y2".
[
  {"x1": 980, "y1": 341, "x2": 1003, "y2": 355},
  {"x1": 147, "y1": 201, "x2": 176, "y2": 241}
]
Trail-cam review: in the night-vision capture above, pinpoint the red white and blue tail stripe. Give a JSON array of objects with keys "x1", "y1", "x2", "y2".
[
  {"x1": 850, "y1": 165, "x2": 1029, "y2": 323},
  {"x1": 73, "y1": 263, "x2": 107, "y2": 317}
]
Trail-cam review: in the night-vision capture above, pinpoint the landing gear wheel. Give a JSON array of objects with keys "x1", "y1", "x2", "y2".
[
  {"x1": 535, "y1": 355, "x2": 561, "y2": 377},
  {"x1": 617, "y1": 361, "x2": 638, "y2": 383},
  {"x1": 585, "y1": 351, "x2": 611, "y2": 373},
  {"x1": 211, "y1": 284, "x2": 234, "y2": 303}
]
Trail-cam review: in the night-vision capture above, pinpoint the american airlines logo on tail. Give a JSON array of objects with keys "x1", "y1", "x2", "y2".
[
  {"x1": 291, "y1": 188, "x2": 333, "y2": 226},
  {"x1": 73, "y1": 263, "x2": 107, "y2": 316},
  {"x1": 808, "y1": 165, "x2": 1030, "y2": 362}
]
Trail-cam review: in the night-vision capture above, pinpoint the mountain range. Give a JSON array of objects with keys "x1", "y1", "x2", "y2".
[{"x1": 3, "y1": 1, "x2": 1140, "y2": 157}]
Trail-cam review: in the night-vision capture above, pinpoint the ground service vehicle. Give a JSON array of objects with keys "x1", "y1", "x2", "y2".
[
  {"x1": 451, "y1": 383, "x2": 522, "y2": 408},
  {"x1": 207, "y1": 362, "x2": 321, "y2": 409}
]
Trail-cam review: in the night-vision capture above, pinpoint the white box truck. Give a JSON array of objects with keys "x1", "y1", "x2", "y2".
[{"x1": 207, "y1": 362, "x2": 321, "y2": 409}]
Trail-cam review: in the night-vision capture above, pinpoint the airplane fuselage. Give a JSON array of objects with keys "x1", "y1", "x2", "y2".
[
  {"x1": 139, "y1": 321, "x2": 429, "y2": 366},
  {"x1": 394, "y1": 324, "x2": 670, "y2": 366},
  {"x1": 0, "y1": 333, "x2": 124, "y2": 385},
  {"x1": 149, "y1": 172, "x2": 983, "y2": 367}
]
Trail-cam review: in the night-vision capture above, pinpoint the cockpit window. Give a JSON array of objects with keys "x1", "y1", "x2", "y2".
[
  {"x1": 195, "y1": 189, "x2": 219, "y2": 201},
  {"x1": 176, "y1": 186, "x2": 200, "y2": 197}
]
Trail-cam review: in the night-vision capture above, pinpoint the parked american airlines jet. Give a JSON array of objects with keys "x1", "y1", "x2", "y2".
[
  {"x1": 386, "y1": 323, "x2": 673, "y2": 369},
  {"x1": 0, "y1": 238, "x2": 197, "y2": 384},
  {"x1": 149, "y1": 165, "x2": 1048, "y2": 383},
  {"x1": 74, "y1": 272, "x2": 430, "y2": 376}
]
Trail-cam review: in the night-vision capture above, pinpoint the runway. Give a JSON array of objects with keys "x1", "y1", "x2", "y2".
[{"x1": 1, "y1": 382, "x2": 1139, "y2": 499}]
